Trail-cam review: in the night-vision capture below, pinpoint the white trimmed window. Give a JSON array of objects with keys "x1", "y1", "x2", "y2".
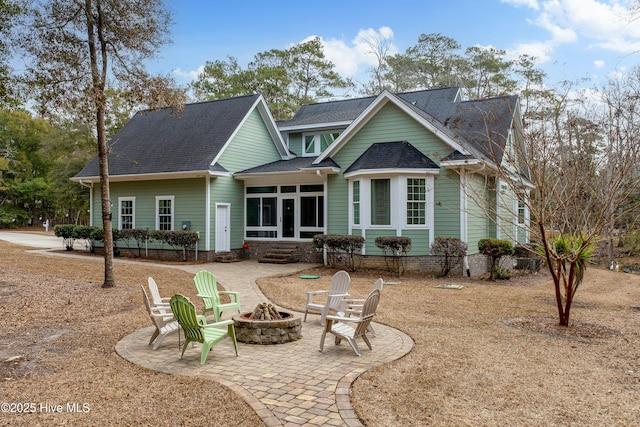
[
  {"x1": 246, "y1": 186, "x2": 278, "y2": 238},
  {"x1": 349, "y1": 175, "x2": 434, "y2": 229},
  {"x1": 518, "y1": 200, "x2": 526, "y2": 224},
  {"x1": 118, "y1": 197, "x2": 135, "y2": 230},
  {"x1": 352, "y1": 180, "x2": 360, "y2": 226},
  {"x1": 407, "y1": 178, "x2": 426, "y2": 225},
  {"x1": 156, "y1": 196, "x2": 174, "y2": 231},
  {"x1": 371, "y1": 178, "x2": 391, "y2": 225},
  {"x1": 302, "y1": 131, "x2": 340, "y2": 157}
]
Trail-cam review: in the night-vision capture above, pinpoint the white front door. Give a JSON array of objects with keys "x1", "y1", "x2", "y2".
[{"x1": 215, "y1": 203, "x2": 230, "y2": 252}]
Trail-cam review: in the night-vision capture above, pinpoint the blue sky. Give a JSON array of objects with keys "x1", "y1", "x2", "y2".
[{"x1": 152, "y1": 0, "x2": 640, "y2": 92}]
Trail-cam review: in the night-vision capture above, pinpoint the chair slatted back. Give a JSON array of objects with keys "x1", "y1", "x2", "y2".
[
  {"x1": 326, "y1": 270, "x2": 351, "y2": 312},
  {"x1": 194, "y1": 271, "x2": 221, "y2": 306},
  {"x1": 170, "y1": 294, "x2": 204, "y2": 343},
  {"x1": 141, "y1": 286, "x2": 160, "y2": 328},
  {"x1": 353, "y1": 289, "x2": 380, "y2": 337},
  {"x1": 148, "y1": 277, "x2": 165, "y2": 306}
]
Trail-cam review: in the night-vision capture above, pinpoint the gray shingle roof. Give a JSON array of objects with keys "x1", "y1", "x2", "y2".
[
  {"x1": 344, "y1": 141, "x2": 439, "y2": 174},
  {"x1": 428, "y1": 96, "x2": 518, "y2": 165},
  {"x1": 236, "y1": 156, "x2": 339, "y2": 175},
  {"x1": 278, "y1": 87, "x2": 460, "y2": 129},
  {"x1": 74, "y1": 94, "x2": 261, "y2": 178}
]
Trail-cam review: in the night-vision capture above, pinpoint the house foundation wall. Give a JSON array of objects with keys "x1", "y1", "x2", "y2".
[{"x1": 96, "y1": 240, "x2": 492, "y2": 276}]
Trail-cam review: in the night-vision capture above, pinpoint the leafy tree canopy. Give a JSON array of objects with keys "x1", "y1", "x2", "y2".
[{"x1": 191, "y1": 37, "x2": 353, "y2": 119}]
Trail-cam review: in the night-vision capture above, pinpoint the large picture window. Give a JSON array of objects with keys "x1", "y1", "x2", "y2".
[
  {"x1": 246, "y1": 197, "x2": 277, "y2": 227},
  {"x1": 246, "y1": 186, "x2": 278, "y2": 238},
  {"x1": 156, "y1": 196, "x2": 174, "y2": 231},
  {"x1": 371, "y1": 178, "x2": 391, "y2": 225}
]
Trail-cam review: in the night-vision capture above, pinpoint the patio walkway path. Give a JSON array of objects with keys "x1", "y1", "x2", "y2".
[
  {"x1": 0, "y1": 232, "x2": 414, "y2": 427},
  {"x1": 117, "y1": 260, "x2": 414, "y2": 427}
]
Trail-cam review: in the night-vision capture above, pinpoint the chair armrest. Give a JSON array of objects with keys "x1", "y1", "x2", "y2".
[
  {"x1": 196, "y1": 293, "x2": 215, "y2": 298},
  {"x1": 148, "y1": 306, "x2": 173, "y2": 316},
  {"x1": 218, "y1": 291, "x2": 240, "y2": 302},
  {"x1": 202, "y1": 319, "x2": 234, "y2": 329},
  {"x1": 153, "y1": 302, "x2": 172, "y2": 308},
  {"x1": 148, "y1": 311, "x2": 173, "y2": 319},
  {"x1": 306, "y1": 289, "x2": 328, "y2": 304},
  {"x1": 325, "y1": 313, "x2": 362, "y2": 323},
  {"x1": 343, "y1": 297, "x2": 365, "y2": 304}
]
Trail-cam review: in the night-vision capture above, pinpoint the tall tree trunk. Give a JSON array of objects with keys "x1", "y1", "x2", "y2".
[
  {"x1": 85, "y1": 0, "x2": 115, "y2": 287},
  {"x1": 97, "y1": 107, "x2": 115, "y2": 288}
]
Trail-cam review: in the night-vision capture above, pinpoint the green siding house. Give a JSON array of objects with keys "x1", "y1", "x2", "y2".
[{"x1": 73, "y1": 87, "x2": 531, "y2": 274}]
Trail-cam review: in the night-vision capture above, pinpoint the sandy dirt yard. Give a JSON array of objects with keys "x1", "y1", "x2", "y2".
[{"x1": 1, "y1": 233, "x2": 639, "y2": 426}]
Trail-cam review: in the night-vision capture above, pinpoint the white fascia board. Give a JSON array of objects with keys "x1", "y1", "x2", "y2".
[
  {"x1": 233, "y1": 170, "x2": 306, "y2": 180},
  {"x1": 440, "y1": 159, "x2": 483, "y2": 168},
  {"x1": 278, "y1": 121, "x2": 352, "y2": 132},
  {"x1": 234, "y1": 166, "x2": 340, "y2": 181},
  {"x1": 344, "y1": 167, "x2": 440, "y2": 179},
  {"x1": 70, "y1": 170, "x2": 222, "y2": 183},
  {"x1": 315, "y1": 91, "x2": 469, "y2": 164}
]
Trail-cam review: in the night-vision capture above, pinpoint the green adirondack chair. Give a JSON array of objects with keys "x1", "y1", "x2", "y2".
[
  {"x1": 193, "y1": 270, "x2": 241, "y2": 321},
  {"x1": 169, "y1": 294, "x2": 239, "y2": 364}
]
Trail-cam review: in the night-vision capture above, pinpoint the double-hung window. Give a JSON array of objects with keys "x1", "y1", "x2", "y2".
[
  {"x1": 118, "y1": 197, "x2": 135, "y2": 230},
  {"x1": 352, "y1": 180, "x2": 360, "y2": 225},
  {"x1": 156, "y1": 196, "x2": 174, "y2": 231},
  {"x1": 407, "y1": 178, "x2": 426, "y2": 225}
]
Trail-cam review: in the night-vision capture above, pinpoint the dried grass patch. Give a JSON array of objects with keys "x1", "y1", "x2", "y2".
[
  {"x1": 0, "y1": 240, "x2": 262, "y2": 426},
  {"x1": 257, "y1": 266, "x2": 640, "y2": 426}
]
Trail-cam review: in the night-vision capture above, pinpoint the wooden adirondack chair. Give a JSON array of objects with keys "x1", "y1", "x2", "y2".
[
  {"x1": 319, "y1": 288, "x2": 380, "y2": 356},
  {"x1": 148, "y1": 277, "x2": 171, "y2": 307},
  {"x1": 141, "y1": 285, "x2": 180, "y2": 350},
  {"x1": 342, "y1": 278, "x2": 384, "y2": 336},
  {"x1": 193, "y1": 270, "x2": 241, "y2": 321},
  {"x1": 304, "y1": 270, "x2": 351, "y2": 325},
  {"x1": 169, "y1": 294, "x2": 238, "y2": 364}
]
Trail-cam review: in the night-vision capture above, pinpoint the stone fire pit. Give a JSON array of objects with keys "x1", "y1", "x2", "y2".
[{"x1": 233, "y1": 303, "x2": 302, "y2": 344}]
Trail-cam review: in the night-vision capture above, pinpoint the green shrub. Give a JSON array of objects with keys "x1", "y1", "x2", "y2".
[
  {"x1": 478, "y1": 238, "x2": 514, "y2": 279},
  {"x1": 431, "y1": 237, "x2": 468, "y2": 277},
  {"x1": 118, "y1": 228, "x2": 149, "y2": 257},
  {"x1": 54, "y1": 224, "x2": 76, "y2": 250},
  {"x1": 313, "y1": 234, "x2": 364, "y2": 271},
  {"x1": 376, "y1": 236, "x2": 412, "y2": 275},
  {"x1": 492, "y1": 265, "x2": 511, "y2": 280}
]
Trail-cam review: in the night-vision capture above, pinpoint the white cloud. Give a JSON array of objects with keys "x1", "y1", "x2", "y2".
[
  {"x1": 535, "y1": 0, "x2": 640, "y2": 53},
  {"x1": 501, "y1": 0, "x2": 540, "y2": 9},
  {"x1": 508, "y1": 40, "x2": 555, "y2": 63},
  {"x1": 172, "y1": 65, "x2": 204, "y2": 82},
  {"x1": 594, "y1": 59, "x2": 605, "y2": 68},
  {"x1": 171, "y1": 28, "x2": 397, "y2": 87},
  {"x1": 303, "y1": 27, "x2": 398, "y2": 79}
]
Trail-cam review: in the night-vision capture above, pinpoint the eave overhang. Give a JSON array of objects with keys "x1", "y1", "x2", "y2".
[
  {"x1": 70, "y1": 169, "x2": 228, "y2": 183},
  {"x1": 344, "y1": 167, "x2": 440, "y2": 179}
]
